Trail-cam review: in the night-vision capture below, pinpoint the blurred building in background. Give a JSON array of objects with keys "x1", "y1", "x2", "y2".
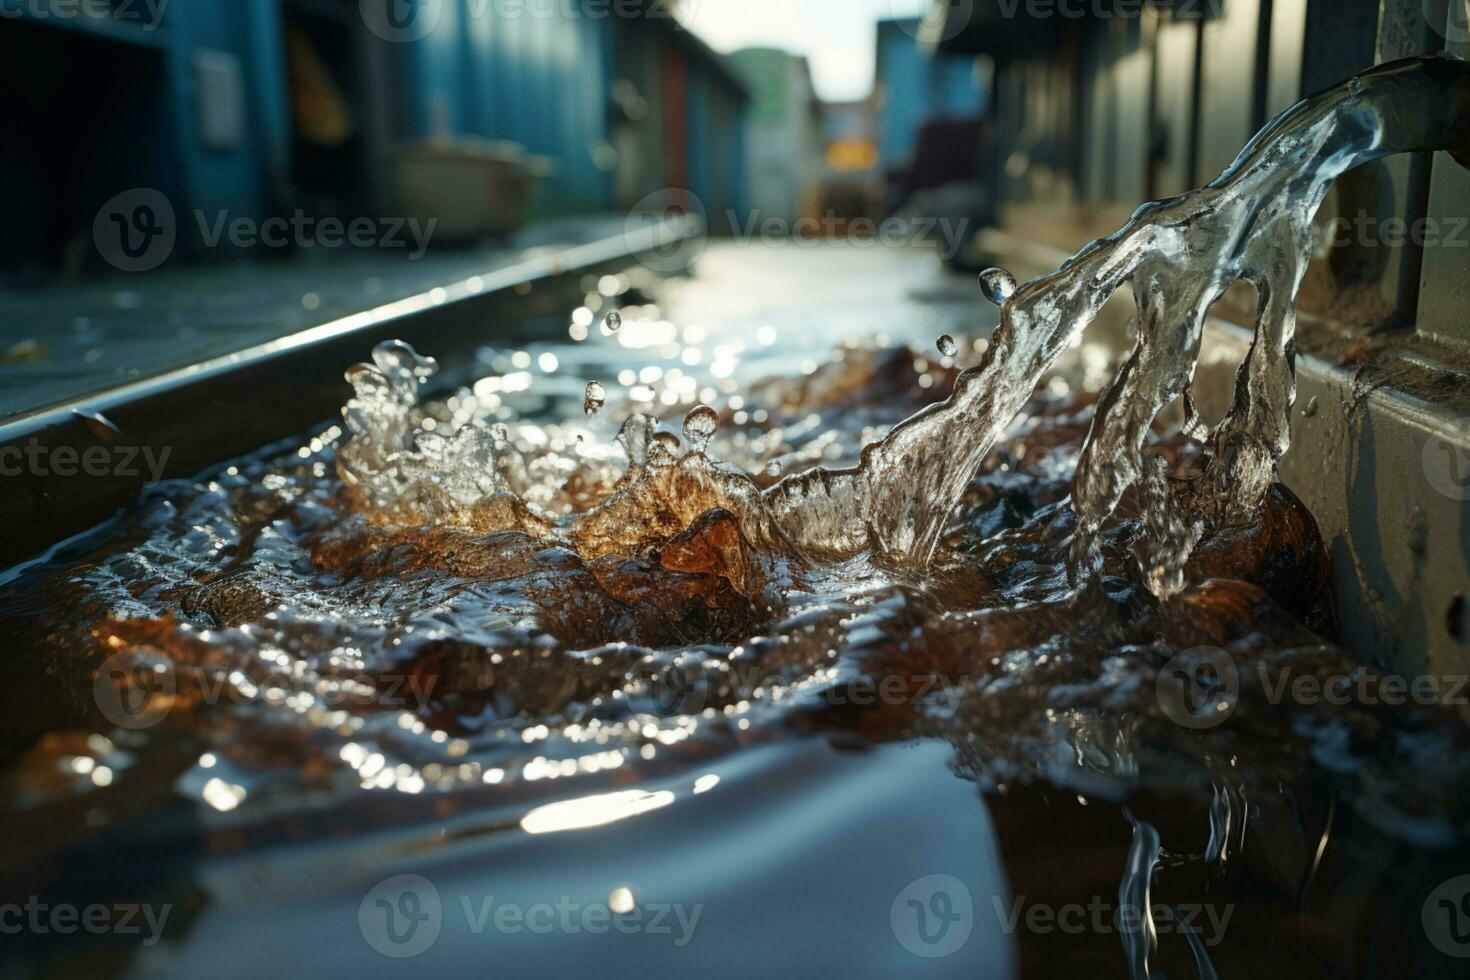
[
  {"x1": 921, "y1": 0, "x2": 1468, "y2": 343},
  {"x1": 814, "y1": 98, "x2": 880, "y2": 223},
  {"x1": 0, "y1": 0, "x2": 748, "y2": 279},
  {"x1": 873, "y1": 18, "x2": 986, "y2": 180},
  {"x1": 729, "y1": 48, "x2": 822, "y2": 225},
  {"x1": 873, "y1": 17, "x2": 992, "y2": 240},
  {"x1": 725, "y1": 21, "x2": 1000, "y2": 240}
]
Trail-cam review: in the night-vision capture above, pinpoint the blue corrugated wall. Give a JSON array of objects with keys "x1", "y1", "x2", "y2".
[
  {"x1": 403, "y1": 3, "x2": 614, "y2": 216},
  {"x1": 3, "y1": 1, "x2": 746, "y2": 240},
  {"x1": 399, "y1": 4, "x2": 749, "y2": 221},
  {"x1": 876, "y1": 19, "x2": 987, "y2": 169}
]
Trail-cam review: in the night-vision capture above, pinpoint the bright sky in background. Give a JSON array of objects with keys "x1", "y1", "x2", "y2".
[{"x1": 679, "y1": 0, "x2": 930, "y2": 102}]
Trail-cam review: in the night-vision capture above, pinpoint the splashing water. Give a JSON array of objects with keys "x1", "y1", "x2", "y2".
[
  {"x1": 330, "y1": 59, "x2": 1470, "y2": 586},
  {"x1": 980, "y1": 267, "x2": 1018, "y2": 306},
  {"x1": 6, "y1": 57, "x2": 1470, "y2": 980},
  {"x1": 762, "y1": 56, "x2": 1470, "y2": 575},
  {"x1": 682, "y1": 405, "x2": 720, "y2": 454},
  {"x1": 1119, "y1": 813, "x2": 1162, "y2": 980},
  {"x1": 583, "y1": 380, "x2": 606, "y2": 417}
]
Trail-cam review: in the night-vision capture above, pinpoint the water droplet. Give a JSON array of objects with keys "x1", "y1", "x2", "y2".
[
  {"x1": 682, "y1": 404, "x2": 720, "y2": 453},
  {"x1": 649, "y1": 431, "x2": 681, "y2": 466},
  {"x1": 605, "y1": 311, "x2": 623, "y2": 332},
  {"x1": 372, "y1": 339, "x2": 438, "y2": 381},
  {"x1": 1301, "y1": 395, "x2": 1319, "y2": 418},
  {"x1": 72, "y1": 409, "x2": 122, "y2": 442},
  {"x1": 764, "y1": 459, "x2": 783, "y2": 477},
  {"x1": 979, "y1": 267, "x2": 1018, "y2": 307},
  {"x1": 583, "y1": 380, "x2": 606, "y2": 416},
  {"x1": 344, "y1": 362, "x2": 391, "y2": 401},
  {"x1": 937, "y1": 334, "x2": 958, "y2": 358},
  {"x1": 609, "y1": 887, "x2": 636, "y2": 915},
  {"x1": 617, "y1": 414, "x2": 657, "y2": 465}
]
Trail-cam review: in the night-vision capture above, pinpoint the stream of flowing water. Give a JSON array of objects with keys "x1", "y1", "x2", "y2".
[{"x1": 4, "y1": 56, "x2": 1470, "y2": 980}]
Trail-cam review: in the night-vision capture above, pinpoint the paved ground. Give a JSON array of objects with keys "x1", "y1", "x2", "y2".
[
  {"x1": 0, "y1": 234, "x2": 997, "y2": 423},
  {"x1": 655, "y1": 240, "x2": 995, "y2": 367},
  {"x1": 0, "y1": 216, "x2": 634, "y2": 420}
]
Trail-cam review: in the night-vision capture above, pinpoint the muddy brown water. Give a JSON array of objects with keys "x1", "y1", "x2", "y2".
[{"x1": 1, "y1": 246, "x2": 1467, "y2": 978}]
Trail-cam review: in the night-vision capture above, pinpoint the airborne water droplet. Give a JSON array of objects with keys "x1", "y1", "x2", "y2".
[
  {"x1": 682, "y1": 404, "x2": 720, "y2": 453},
  {"x1": 609, "y1": 887, "x2": 636, "y2": 915},
  {"x1": 605, "y1": 311, "x2": 622, "y2": 332},
  {"x1": 72, "y1": 408, "x2": 122, "y2": 442},
  {"x1": 583, "y1": 380, "x2": 606, "y2": 416},
  {"x1": 372, "y1": 339, "x2": 438, "y2": 381},
  {"x1": 937, "y1": 334, "x2": 958, "y2": 358},
  {"x1": 979, "y1": 267, "x2": 1017, "y2": 307},
  {"x1": 649, "y1": 431, "x2": 681, "y2": 466},
  {"x1": 616, "y1": 414, "x2": 656, "y2": 465},
  {"x1": 764, "y1": 459, "x2": 783, "y2": 477}
]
